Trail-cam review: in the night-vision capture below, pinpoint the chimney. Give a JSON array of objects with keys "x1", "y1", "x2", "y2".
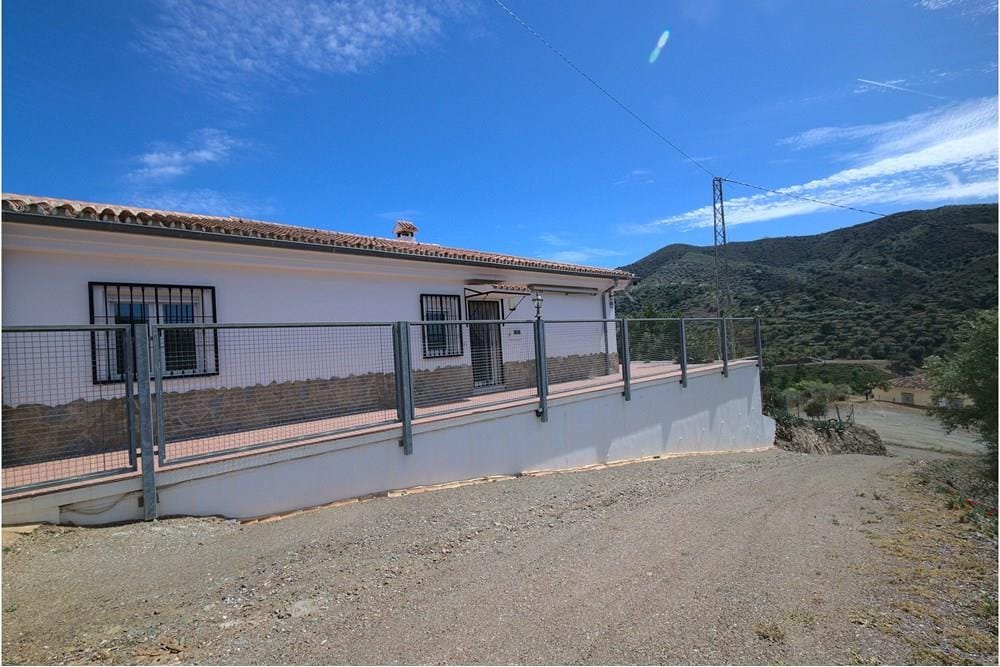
[{"x1": 393, "y1": 219, "x2": 418, "y2": 243}]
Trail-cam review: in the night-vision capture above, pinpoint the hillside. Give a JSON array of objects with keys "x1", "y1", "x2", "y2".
[{"x1": 618, "y1": 204, "x2": 998, "y2": 369}]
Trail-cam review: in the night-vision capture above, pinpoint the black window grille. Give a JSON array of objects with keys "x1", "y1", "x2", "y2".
[
  {"x1": 89, "y1": 283, "x2": 219, "y2": 382},
  {"x1": 420, "y1": 294, "x2": 463, "y2": 358}
]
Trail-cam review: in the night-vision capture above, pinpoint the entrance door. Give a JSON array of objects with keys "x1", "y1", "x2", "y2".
[{"x1": 467, "y1": 300, "x2": 504, "y2": 389}]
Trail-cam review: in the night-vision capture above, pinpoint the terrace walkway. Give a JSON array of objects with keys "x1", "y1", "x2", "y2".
[{"x1": 2, "y1": 359, "x2": 742, "y2": 498}]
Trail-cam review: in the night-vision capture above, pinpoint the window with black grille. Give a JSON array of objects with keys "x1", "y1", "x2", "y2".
[
  {"x1": 420, "y1": 294, "x2": 463, "y2": 358},
  {"x1": 90, "y1": 283, "x2": 219, "y2": 382}
]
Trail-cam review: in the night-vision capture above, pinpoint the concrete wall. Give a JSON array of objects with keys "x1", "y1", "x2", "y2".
[{"x1": 2, "y1": 361, "x2": 774, "y2": 525}]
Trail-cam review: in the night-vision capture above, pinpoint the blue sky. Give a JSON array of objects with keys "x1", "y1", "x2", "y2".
[{"x1": 3, "y1": 0, "x2": 997, "y2": 267}]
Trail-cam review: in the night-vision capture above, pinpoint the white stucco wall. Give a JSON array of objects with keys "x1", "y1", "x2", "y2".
[
  {"x1": 2, "y1": 361, "x2": 774, "y2": 525},
  {"x1": 2, "y1": 223, "x2": 620, "y2": 406}
]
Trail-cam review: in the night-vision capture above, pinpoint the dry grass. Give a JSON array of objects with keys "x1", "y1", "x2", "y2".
[
  {"x1": 860, "y1": 462, "x2": 998, "y2": 665},
  {"x1": 847, "y1": 648, "x2": 883, "y2": 665},
  {"x1": 848, "y1": 608, "x2": 897, "y2": 632},
  {"x1": 752, "y1": 621, "x2": 786, "y2": 644},
  {"x1": 784, "y1": 609, "x2": 817, "y2": 627}
]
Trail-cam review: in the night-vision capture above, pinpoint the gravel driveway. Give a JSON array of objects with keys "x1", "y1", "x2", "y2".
[
  {"x1": 843, "y1": 400, "x2": 985, "y2": 456},
  {"x1": 2, "y1": 448, "x2": 994, "y2": 665}
]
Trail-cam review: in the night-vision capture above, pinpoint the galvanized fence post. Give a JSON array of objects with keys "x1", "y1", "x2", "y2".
[
  {"x1": 393, "y1": 321, "x2": 414, "y2": 455},
  {"x1": 533, "y1": 318, "x2": 549, "y2": 422},
  {"x1": 719, "y1": 317, "x2": 730, "y2": 378},
  {"x1": 620, "y1": 319, "x2": 632, "y2": 401},
  {"x1": 679, "y1": 318, "x2": 688, "y2": 388},
  {"x1": 133, "y1": 323, "x2": 157, "y2": 520},
  {"x1": 603, "y1": 318, "x2": 613, "y2": 376},
  {"x1": 151, "y1": 325, "x2": 167, "y2": 466},
  {"x1": 122, "y1": 327, "x2": 137, "y2": 469},
  {"x1": 754, "y1": 317, "x2": 764, "y2": 370}
]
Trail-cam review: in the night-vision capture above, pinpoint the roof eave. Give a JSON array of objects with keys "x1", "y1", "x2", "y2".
[{"x1": 2, "y1": 211, "x2": 634, "y2": 282}]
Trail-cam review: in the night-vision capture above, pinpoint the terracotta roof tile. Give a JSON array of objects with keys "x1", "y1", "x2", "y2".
[
  {"x1": 891, "y1": 375, "x2": 932, "y2": 390},
  {"x1": 393, "y1": 219, "x2": 419, "y2": 234},
  {"x1": 492, "y1": 283, "x2": 532, "y2": 294},
  {"x1": 2, "y1": 194, "x2": 632, "y2": 281}
]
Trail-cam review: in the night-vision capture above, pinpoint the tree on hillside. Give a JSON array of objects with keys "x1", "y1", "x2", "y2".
[
  {"x1": 850, "y1": 366, "x2": 890, "y2": 399},
  {"x1": 923, "y1": 310, "x2": 998, "y2": 473},
  {"x1": 779, "y1": 380, "x2": 851, "y2": 419},
  {"x1": 619, "y1": 205, "x2": 998, "y2": 366}
]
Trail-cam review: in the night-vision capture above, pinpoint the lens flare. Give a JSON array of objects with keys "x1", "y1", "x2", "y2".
[{"x1": 649, "y1": 29, "x2": 670, "y2": 63}]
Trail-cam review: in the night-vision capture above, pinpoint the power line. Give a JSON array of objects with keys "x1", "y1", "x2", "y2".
[
  {"x1": 721, "y1": 178, "x2": 887, "y2": 218},
  {"x1": 492, "y1": 0, "x2": 890, "y2": 221},
  {"x1": 491, "y1": 0, "x2": 714, "y2": 178}
]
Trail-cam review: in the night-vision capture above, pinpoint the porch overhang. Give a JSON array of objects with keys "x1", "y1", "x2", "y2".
[{"x1": 463, "y1": 279, "x2": 602, "y2": 297}]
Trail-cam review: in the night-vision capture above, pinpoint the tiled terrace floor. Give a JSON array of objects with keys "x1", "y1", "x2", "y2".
[{"x1": 2, "y1": 359, "x2": 749, "y2": 497}]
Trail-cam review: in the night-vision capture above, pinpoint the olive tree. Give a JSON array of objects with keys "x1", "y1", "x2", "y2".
[{"x1": 924, "y1": 310, "x2": 998, "y2": 474}]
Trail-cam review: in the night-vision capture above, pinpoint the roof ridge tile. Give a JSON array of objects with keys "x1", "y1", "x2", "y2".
[{"x1": 2, "y1": 193, "x2": 633, "y2": 280}]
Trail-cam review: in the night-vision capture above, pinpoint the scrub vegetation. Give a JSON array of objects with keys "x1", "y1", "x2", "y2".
[
  {"x1": 618, "y1": 204, "x2": 997, "y2": 373},
  {"x1": 924, "y1": 310, "x2": 999, "y2": 477},
  {"x1": 861, "y1": 458, "x2": 998, "y2": 665}
]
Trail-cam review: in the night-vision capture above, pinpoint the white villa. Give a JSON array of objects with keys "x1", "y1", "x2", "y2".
[
  {"x1": 2, "y1": 193, "x2": 629, "y2": 385},
  {"x1": 1, "y1": 194, "x2": 773, "y2": 525}
]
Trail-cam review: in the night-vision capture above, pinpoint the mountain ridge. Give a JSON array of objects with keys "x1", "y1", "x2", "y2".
[{"x1": 617, "y1": 204, "x2": 998, "y2": 369}]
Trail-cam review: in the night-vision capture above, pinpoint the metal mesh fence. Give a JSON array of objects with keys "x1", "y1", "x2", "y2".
[
  {"x1": 409, "y1": 320, "x2": 538, "y2": 417},
  {"x1": 683, "y1": 319, "x2": 724, "y2": 368},
  {"x1": 624, "y1": 319, "x2": 684, "y2": 382},
  {"x1": 727, "y1": 318, "x2": 759, "y2": 361},
  {"x1": 2, "y1": 326, "x2": 137, "y2": 493},
  {"x1": 2, "y1": 316, "x2": 763, "y2": 488},
  {"x1": 153, "y1": 323, "x2": 397, "y2": 464},
  {"x1": 544, "y1": 320, "x2": 622, "y2": 395}
]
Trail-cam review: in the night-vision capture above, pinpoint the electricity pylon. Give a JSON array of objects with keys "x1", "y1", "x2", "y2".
[{"x1": 712, "y1": 176, "x2": 732, "y2": 318}]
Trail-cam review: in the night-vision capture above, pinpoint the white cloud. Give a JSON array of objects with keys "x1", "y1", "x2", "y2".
[
  {"x1": 128, "y1": 129, "x2": 243, "y2": 182},
  {"x1": 538, "y1": 233, "x2": 624, "y2": 265},
  {"x1": 375, "y1": 208, "x2": 421, "y2": 220},
  {"x1": 780, "y1": 98, "x2": 993, "y2": 156},
  {"x1": 916, "y1": 0, "x2": 996, "y2": 14},
  {"x1": 625, "y1": 97, "x2": 998, "y2": 233},
  {"x1": 854, "y1": 78, "x2": 946, "y2": 100},
  {"x1": 538, "y1": 233, "x2": 572, "y2": 247},
  {"x1": 122, "y1": 188, "x2": 276, "y2": 218},
  {"x1": 142, "y1": 0, "x2": 471, "y2": 99},
  {"x1": 613, "y1": 168, "x2": 655, "y2": 186},
  {"x1": 545, "y1": 249, "x2": 623, "y2": 264}
]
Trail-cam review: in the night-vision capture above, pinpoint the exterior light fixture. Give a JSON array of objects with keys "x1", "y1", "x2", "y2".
[{"x1": 532, "y1": 293, "x2": 544, "y2": 319}]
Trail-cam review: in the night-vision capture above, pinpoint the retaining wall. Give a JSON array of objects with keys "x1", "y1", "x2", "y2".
[{"x1": 2, "y1": 361, "x2": 773, "y2": 526}]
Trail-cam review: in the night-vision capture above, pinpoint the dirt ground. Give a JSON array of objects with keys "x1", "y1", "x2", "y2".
[
  {"x1": 842, "y1": 400, "x2": 985, "y2": 456},
  {"x1": 2, "y1": 447, "x2": 996, "y2": 665}
]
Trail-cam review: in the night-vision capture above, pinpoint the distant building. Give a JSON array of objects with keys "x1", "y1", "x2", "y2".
[{"x1": 873, "y1": 374, "x2": 968, "y2": 409}]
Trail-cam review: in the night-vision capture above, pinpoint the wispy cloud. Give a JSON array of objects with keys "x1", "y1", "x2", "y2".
[
  {"x1": 538, "y1": 233, "x2": 625, "y2": 265},
  {"x1": 613, "y1": 169, "x2": 655, "y2": 186},
  {"x1": 375, "y1": 208, "x2": 421, "y2": 220},
  {"x1": 121, "y1": 188, "x2": 276, "y2": 219},
  {"x1": 128, "y1": 129, "x2": 244, "y2": 183},
  {"x1": 855, "y1": 78, "x2": 947, "y2": 100},
  {"x1": 916, "y1": 0, "x2": 997, "y2": 14},
  {"x1": 142, "y1": 0, "x2": 471, "y2": 100},
  {"x1": 624, "y1": 97, "x2": 998, "y2": 232}
]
